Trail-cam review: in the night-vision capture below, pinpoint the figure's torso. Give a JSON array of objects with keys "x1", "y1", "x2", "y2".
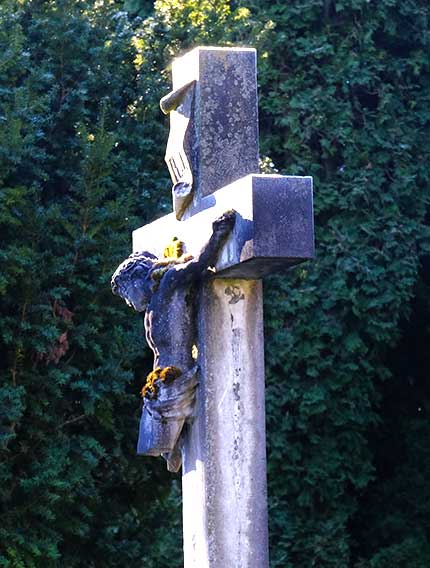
[{"x1": 145, "y1": 280, "x2": 197, "y2": 371}]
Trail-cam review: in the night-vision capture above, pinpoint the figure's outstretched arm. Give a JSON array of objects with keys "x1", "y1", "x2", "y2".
[
  {"x1": 164, "y1": 210, "x2": 236, "y2": 286},
  {"x1": 193, "y1": 209, "x2": 236, "y2": 272}
]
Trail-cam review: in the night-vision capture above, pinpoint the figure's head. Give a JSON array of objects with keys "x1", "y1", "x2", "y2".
[{"x1": 111, "y1": 251, "x2": 158, "y2": 312}]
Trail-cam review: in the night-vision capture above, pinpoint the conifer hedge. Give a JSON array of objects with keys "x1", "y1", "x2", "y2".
[{"x1": 0, "y1": 1, "x2": 429, "y2": 566}]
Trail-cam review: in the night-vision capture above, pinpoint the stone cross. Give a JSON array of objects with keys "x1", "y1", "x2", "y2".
[{"x1": 132, "y1": 47, "x2": 314, "y2": 568}]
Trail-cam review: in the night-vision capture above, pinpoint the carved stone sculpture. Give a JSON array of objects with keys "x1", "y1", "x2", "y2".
[
  {"x1": 160, "y1": 80, "x2": 196, "y2": 220},
  {"x1": 111, "y1": 210, "x2": 236, "y2": 471}
]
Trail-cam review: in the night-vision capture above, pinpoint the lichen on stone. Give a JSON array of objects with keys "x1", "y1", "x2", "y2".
[{"x1": 141, "y1": 366, "x2": 182, "y2": 399}]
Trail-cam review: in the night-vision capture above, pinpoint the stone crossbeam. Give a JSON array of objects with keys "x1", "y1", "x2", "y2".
[{"x1": 133, "y1": 174, "x2": 314, "y2": 278}]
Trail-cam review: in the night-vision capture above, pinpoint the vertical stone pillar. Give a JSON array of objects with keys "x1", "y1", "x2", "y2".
[
  {"x1": 182, "y1": 280, "x2": 269, "y2": 567},
  {"x1": 171, "y1": 47, "x2": 269, "y2": 567}
]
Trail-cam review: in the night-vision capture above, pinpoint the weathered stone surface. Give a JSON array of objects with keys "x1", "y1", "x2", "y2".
[
  {"x1": 182, "y1": 279, "x2": 268, "y2": 568},
  {"x1": 133, "y1": 174, "x2": 314, "y2": 278},
  {"x1": 116, "y1": 45, "x2": 315, "y2": 568},
  {"x1": 165, "y1": 47, "x2": 259, "y2": 205}
]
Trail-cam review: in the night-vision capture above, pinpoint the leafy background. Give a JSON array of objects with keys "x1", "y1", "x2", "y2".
[{"x1": 0, "y1": 0, "x2": 429, "y2": 566}]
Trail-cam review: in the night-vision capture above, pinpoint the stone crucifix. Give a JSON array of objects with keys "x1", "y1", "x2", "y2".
[{"x1": 112, "y1": 47, "x2": 314, "y2": 568}]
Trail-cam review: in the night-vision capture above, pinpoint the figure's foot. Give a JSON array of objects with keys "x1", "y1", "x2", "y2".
[{"x1": 213, "y1": 209, "x2": 236, "y2": 234}]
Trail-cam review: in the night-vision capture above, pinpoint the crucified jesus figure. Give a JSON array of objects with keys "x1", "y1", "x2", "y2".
[{"x1": 111, "y1": 210, "x2": 236, "y2": 471}]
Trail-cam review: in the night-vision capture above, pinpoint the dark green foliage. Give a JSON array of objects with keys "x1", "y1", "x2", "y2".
[
  {"x1": 0, "y1": 1, "x2": 181, "y2": 565},
  {"x1": 351, "y1": 261, "x2": 430, "y2": 567},
  {"x1": 1, "y1": 0, "x2": 430, "y2": 566},
  {"x1": 247, "y1": 2, "x2": 430, "y2": 565}
]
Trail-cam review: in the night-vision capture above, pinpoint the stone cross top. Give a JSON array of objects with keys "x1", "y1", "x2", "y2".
[{"x1": 132, "y1": 47, "x2": 314, "y2": 568}]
